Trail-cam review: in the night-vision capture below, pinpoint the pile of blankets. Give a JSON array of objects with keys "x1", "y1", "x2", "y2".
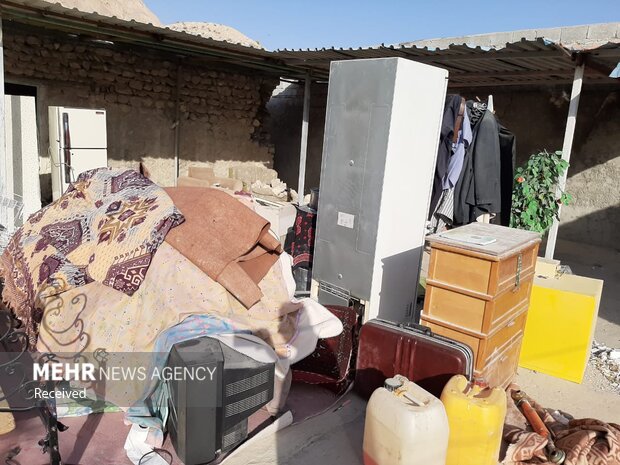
[
  {"x1": 0, "y1": 168, "x2": 184, "y2": 348},
  {"x1": 0, "y1": 168, "x2": 342, "y2": 414}
]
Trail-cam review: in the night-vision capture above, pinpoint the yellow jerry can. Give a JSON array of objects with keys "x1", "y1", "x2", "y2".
[{"x1": 440, "y1": 375, "x2": 506, "y2": 465}]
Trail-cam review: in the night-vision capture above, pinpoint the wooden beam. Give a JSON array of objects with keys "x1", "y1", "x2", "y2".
[{"x1": 545, "y1": 63, "x2": 585, "y2": 259}]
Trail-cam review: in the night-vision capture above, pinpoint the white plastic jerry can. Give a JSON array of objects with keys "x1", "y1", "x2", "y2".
[{"x1": 363, "y1": 375, "x2": 450, "y2": 465}]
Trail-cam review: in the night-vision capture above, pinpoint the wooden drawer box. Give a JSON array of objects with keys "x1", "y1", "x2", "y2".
[
  {"x1": 423, "y1": 307, "x2": 527, "y2": 372},
  {"x1": 421, "y1": 223, "x2": 540, "y2": 388},
  {"x1": 479, "y1": 334, "x2": 524, "y2": 389},
  {"x1": 424, "y1": 272, "x2": 534, "y2": 335},
  {"x1": 426, "y1": 239, "x2": 537, "y2": 296}
]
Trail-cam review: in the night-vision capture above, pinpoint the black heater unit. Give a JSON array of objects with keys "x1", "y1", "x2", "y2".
[{"x1": 160, "y1": 336, "x2": 275, "y2": 465}]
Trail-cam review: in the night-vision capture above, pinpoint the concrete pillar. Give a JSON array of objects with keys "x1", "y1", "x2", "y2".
[
  {"x1": 297, "y1": 75, "x2": 311, "y2": 205},
  {"x1": 545, "y1": 61, "x2": 585, "y2": 259}
]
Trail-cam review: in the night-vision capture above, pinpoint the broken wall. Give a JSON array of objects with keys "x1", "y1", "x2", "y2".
[
  {"x1": 3, "y1": 23, "x2": 278, "y2": 203},
  {"x1": 268, "y1": 81, "x2": 620, "y2": 249},
  {"x1": 267, "y1": 81, "x2": 327, "y2": 194}
]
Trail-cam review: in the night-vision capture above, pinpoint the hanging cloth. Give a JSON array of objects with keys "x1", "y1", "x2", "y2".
[
  {"x1": 428, "y1": 95, "x2": 471, "y2": 232},
  {"x1": 453, "y1": 101, "x2": 515, "y2": 226},
  {"x1": 429, "y1": 95, "x2": 468, "y2": 218},
  {"x1": 444, "y1": 105, "x2": 472, "y2": 189}
]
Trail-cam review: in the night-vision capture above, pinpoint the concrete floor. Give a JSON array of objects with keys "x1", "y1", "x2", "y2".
[
  {"x1": 225, "y1": 392, "x2": 366, "y2": 465},
  {"x1": 223, "y1": 238, "x2": 620, "y2": 465}
]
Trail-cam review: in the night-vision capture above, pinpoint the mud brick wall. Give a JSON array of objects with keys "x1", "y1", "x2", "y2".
[{"x1": 3, "y1": 23, "x2": 278, "y2": 201}]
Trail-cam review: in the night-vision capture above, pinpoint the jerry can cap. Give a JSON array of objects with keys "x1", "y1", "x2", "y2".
[{"x1": 384, "y1": 377, "x2": 403, "y2": 392}]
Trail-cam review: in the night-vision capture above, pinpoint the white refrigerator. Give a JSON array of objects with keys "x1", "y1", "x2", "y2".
[{"x1": 49, "y1": 106, "x2": 108, "y2": 200}]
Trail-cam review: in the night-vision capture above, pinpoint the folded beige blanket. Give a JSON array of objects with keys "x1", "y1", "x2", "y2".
[
  {"x1": 164, "y1": 187, "x2": 282, "y2": 308},
  {"x1": 36, "y1": 243, "x2": 301, "y2": 355}
]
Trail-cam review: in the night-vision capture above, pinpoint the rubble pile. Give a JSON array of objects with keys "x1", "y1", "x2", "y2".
[{"x1": 590, "y1": 341, "x2": 620, "y2": 392}]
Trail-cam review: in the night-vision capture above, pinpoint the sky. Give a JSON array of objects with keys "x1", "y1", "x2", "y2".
[{"x1": 145, "y1": 0, "x2": 619, "y2": 51}]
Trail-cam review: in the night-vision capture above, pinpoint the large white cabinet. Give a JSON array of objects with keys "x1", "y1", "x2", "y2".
[{"x1": 313, "y1": 57, "x2": 448, "y2": 323}]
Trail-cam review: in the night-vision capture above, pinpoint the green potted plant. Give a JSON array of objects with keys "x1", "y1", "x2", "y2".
[{"x1": 510, "y1": 150, "x2": 572, "y2": 234}]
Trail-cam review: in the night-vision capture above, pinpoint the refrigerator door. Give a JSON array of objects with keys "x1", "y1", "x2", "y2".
[
  {"x1": 60, "y1": 108, "x2": 107, "y2": 149},
  {"x1": 64, "y1": 148, "x2": 108, "y2": 183}
]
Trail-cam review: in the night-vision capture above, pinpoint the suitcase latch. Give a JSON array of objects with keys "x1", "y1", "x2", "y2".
[{"x1": 515, "y1": 253, "x2": 522, "y2": 290}]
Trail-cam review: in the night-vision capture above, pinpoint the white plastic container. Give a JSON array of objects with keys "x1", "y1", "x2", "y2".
[{"x1": 363, "y1": 375, "x2": 449, "y2": 465}]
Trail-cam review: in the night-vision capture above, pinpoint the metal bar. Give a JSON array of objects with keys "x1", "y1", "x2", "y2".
[
  {"x1": 283, "y1": 49, "x2": 566, "y2": 65},
  {"x1": 450, "y1": 69, "x2": 574, "y2": 79},
  {"x1": 545, "y1": 62, "x2": 585, "y2": 259},
  {"x1": 0, "y1": 16, "x2": 6, "y2": 199},
  {"x1": 589, "y1": 48, "x2": 620, "y2": 58},
  {"x1": 297, "y1": 74, "x2": 311, "y2": 205},
  {"x1": 584, "y1": 54, "x2": 619, "y2": 77},
  {"x1": 173, "y1": 61, "x2": 182, "y2": 186},
  {"x1": 448, "y1": 78, "x2": 578, "y2": 88}
]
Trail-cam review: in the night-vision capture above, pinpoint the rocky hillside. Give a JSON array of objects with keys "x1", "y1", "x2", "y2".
[
  {"x1": 167, "y1": 22, "x2": 262, "y2": 49},
  {"x1": 46, "y1": 1, "x2": 262, "y2": 48},
  {"x1": 51, "y1": 0, "x2": 161, "y2": 25}
]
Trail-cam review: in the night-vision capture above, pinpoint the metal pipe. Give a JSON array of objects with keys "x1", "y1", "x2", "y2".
[
  {"x1": 512, "y1": 391, "x2": 566, "y2": 464},
  {"x1": 297, "y1": 74, "x2": 311, "y2": 205},
  {"x1": 173, "y1": 61, "x2": 182, "y2": 186},
  {"x1": 545, "y1": 61, "x2": 585, "y2": 259},
  {"x1": 0, "y1": 16, "x2": 6, "y2": 201}
]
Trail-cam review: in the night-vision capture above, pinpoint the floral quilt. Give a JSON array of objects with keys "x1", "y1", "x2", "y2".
[{"x1": 0, "y1": 168, "x2": 184, "y2": 347}]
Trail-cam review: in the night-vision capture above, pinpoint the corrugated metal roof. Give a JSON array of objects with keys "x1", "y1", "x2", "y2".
[
  {"x1": 400, "y1": 22, "x2": 620, "y2": 51},
  {"x1": 273, "y1": 38, "x2": 620, "y2": 86},
  {"x1": 1, "y1": 0, "x2": 619, "y2": 86},
  {"x1": 0, "y1": 0, "x2": 309, "y2": 77}
]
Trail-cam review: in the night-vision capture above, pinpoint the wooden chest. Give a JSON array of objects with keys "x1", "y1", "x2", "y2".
[{"x1": 421, "y1": 223, "x2": 541, "y2": 388}]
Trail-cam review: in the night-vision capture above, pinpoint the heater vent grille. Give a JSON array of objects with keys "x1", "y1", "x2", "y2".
[
  {"x1": 225, "y1": 370, "x2": 270, "y2": 397},
  {"x1": 319, "y1": 281, "x2": 350, "y2": 300},
  {"x1": 222, "y1": 421, "x2": 248, "y2": 450},
  {"x1": 225, "y1": 390, "x2": 270, "y2": 417}
]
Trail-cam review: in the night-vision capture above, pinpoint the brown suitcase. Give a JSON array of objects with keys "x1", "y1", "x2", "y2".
[{"x1": 355, "y1": 319, "x2": 473, "y2": 399}]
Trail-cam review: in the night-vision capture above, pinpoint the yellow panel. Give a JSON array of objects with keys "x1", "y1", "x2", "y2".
[{"x1": 519, "y1": 282, "x2": 598, "y2": 383}]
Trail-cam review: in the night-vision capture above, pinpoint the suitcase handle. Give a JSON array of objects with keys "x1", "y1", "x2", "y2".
[
  {"x1": 399, "y1": 322, "x2": 433, "y2": 336},
  {"x1": 375, "y1": 319, "x2": 433, "y2": 336}
]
